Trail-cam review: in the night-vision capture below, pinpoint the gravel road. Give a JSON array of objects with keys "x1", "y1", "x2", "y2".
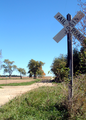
[{"x1": 0, "y1": 83, "x2": 54, "y2": 106}]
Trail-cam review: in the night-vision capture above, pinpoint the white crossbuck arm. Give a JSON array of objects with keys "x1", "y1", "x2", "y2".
[{"x1": 53, "y1": 11, "x2": 85, "y2": 43}]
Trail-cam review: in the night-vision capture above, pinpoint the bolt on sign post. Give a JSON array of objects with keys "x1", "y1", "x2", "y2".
[{"x1": 53, "y1": 11, "x2": 85, "y2": 100}]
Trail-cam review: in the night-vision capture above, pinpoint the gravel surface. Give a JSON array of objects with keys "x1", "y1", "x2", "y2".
[
  {"x1": 0, "y1": 79, "x2": 35, "y2": 84},
  {"x1": 0, "y1": 82, "x2": 54, "y2": 106}
]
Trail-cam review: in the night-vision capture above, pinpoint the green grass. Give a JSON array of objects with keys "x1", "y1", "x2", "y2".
[
  {"x1": 0, "y1": 78, "x2": 6, "y2": 80},
  {"x1": 0, "y1": 83, "x2": 68, "y2": 120},
  {"x1": 0, "y1": 79, "x2": 41, "y2": 86}
]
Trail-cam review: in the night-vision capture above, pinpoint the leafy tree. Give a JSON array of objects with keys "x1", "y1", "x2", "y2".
[
  {"x1": 73, "y1": 0, "x2": 86, "y2": 47},
  {"x1": 27, "y1": 59, "x2": 45, "y2": 79},
  {"x1": 77, "y1": 0, "x2": 86, "y2": 37},
  {"x1": 70, "y1": 46, "x2": 86, "y2": 75},
  {"x1": 51, "y1": 54, "x2": 69, "y2": 82},
  {"x1": 2, "y1": 59, "x2": 17, "y2": 78},
  {"x1": 37, "y1": 67, "x2": 46, "y2": 78},
  {"x1": 17, "y1": 68, "x2": 26, "y2": 79},
  {"x1": 28, "y1": 71, "x2": 33, "y2": 78},
  {"x1": 78, "y1": 0, "x2": 86, "y2": 73},
  {"x1": 79, "y1": 41, "x2": 86, "y2": 74},
  {"x1": 72, "y1": 1, "x2": 86, "y2": 74},
  {"x1": 73, "y1": 48, "x2": 80, "y2": 75},
  {"x1": 50, "y1": 48, "x2": 86, "y2": 81}
]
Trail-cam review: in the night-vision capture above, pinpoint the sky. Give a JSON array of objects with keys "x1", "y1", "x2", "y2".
[{"x1": 0, "y1": 0, "x2": 85, "y2": 77}]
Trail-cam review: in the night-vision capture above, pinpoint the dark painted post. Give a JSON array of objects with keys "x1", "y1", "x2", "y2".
[{"x1": 67, "y1": 14, "x2": 73, "y2": 100}]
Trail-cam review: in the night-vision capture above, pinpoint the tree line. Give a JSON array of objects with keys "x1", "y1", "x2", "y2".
[
  {"x1": 0, "y1": 59, "x2": 45, "y2": 79},
  {"x1": 0, "y1": 41, "x2": 86, "y2": 80}
]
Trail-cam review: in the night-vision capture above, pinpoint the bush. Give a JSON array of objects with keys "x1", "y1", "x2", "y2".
[{"x1": 50, "y1": 54, "x2": 69, "y2": 82}]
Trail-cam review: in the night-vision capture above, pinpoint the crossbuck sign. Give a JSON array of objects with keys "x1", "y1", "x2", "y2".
[
  {"x1": 53, "y1": 11, "x2": 85, "y2": 43},
  {"x1": 53, "y1": 11, "x2": 85, "y2": 99}
]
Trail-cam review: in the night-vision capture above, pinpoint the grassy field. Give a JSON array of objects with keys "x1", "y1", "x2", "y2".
[
  {"x1": 0, "y1": 74, "x2": 86, "y2": 120},
  {"x1": 0, "y1": 79, "x2": 41, "y2": 86},
  {"x1": 0, "y1": 77, "x2": 34, "y2": 80},
  {"x1": 0, "y1": 76, "x2": 51, "y2": 80}
]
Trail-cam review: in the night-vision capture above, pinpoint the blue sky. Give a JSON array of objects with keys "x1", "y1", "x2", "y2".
[{"x1": 0, "y1": 0, "x2": 85, "y2": 76}]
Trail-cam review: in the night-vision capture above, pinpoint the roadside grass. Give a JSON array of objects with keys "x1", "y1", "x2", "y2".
[
  {"x1": 0, "y1": 74, "x2": 86, "y2": 119},
  {"x1": 61, "y1": 74, "x2": 86, "y2": 120},
  {"x1": 0, "y1": 83, "x2": 69, "y2": 120},
  {"x1": 68, "y1": 74, "x2": 86, "y2": 120},
  {"x1": 0, "y1": 79, "x2": 41, "y2": 86}
]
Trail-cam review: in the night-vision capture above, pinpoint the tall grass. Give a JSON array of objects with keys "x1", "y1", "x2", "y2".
[
  {"x1": 0, "y1": 83, "x2": 68, "y2": 120},
  {"x1": 63, "y1": 74, "x2": 86, "y2": 120},
  {"x1": 70, "y1": 74, "x2": 86, "y2": 119}
]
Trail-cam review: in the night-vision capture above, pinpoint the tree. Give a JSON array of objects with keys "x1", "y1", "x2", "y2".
[
  {"x1": 77, "y1": 0, "x2": 86, "y2": 73},
  {"x1": 69, "y1": 46, "x2": 86, "y2": 75},
  {"x1": 28, "y1": 70, "x2": 33, "y2": 78},
  {"x1": 2, "y1": 59, "x2": 17, "y2": 78},
  {"x1": 79, "y1": 43, "x2": 86, "y2": 74},
  {"x1": 77, "y1": 0, "x2": 86, "y2": 37},
  {"x1": 27, "y1": 59, "x2": 45, "y2": 79},
  {"x1": 51, "y1": 54, "x2": 69, "y2": 82},
  {"x1": 37, "y1": 67, "x2": 46, "y2": 78},
  {"x1": 72, "y1": 1, "x2": 86, "y2": 75},
  {"x1": 17, "y1": 68, "x2": 26, "y2": 79},
  {"x1": 73, "y1": 0, "x2": 86, "y2": 47},
  {"x1": 73, "y1": 48, "x2": 80, "y2": 75}
]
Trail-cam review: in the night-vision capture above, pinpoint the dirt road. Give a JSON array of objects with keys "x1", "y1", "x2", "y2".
[
  {"x1": 0, "y1": 79, "x2": 35, "y2": 84},
  {"x1": 0, "y1": 83, "x2": 54, "y2": 106}
]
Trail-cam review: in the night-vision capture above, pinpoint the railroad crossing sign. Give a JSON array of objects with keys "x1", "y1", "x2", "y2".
[
  {"x1": 53, "y1": 11, "x2": 85, "y2": 43},
  {"x1": 53, "y1": 11, "x2": 85, "y2": 100}
]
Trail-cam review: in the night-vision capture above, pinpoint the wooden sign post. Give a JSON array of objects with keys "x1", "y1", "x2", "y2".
[
  {"x1": 53, "y1": 11, "x2": 85, "y2": 99},
  {"x1": 67, "y1": 14, "x2": 73, "y2": 100}
]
